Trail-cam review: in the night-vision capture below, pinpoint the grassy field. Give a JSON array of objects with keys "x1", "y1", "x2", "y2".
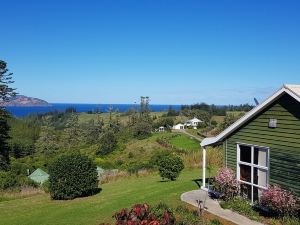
[
  {"x1": 167, "y1": 133, "x2": 201, "y2": 151},
  {"x1": 97, "y1": 132, "x2": 202, "y2": 168},
  {"x1": 0, "y1": 169, "x2": 203, "y2": 225}
]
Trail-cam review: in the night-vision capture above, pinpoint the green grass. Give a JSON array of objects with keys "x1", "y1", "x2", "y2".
[
  {"x1": 167, "y1": 133, "x2": 201, "y2": 151},
  {"x1": 0, "y1": 169, "x2": 202, "y2": 225},
  {"x1": 150, "y1": 132, "x2": 201, "y2": 152}
]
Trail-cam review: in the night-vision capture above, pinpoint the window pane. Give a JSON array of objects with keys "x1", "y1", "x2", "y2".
[
  {"x1": 240, "y1": 164, "x2": 251, "y2": 183},
  {"x1": 253, "y1": 168, "x2": 267, "y2": 187},
  {"x1": 241, "y1": 183, "x2": 252, "y2": 200},
  {"x1": 254, "y1": 147, "x2": 267, "y2": 167},
  {"x1": 240, "y1": 145, "x2": 251, "y2": 163},
  {"x1": 253, "y1": 186, "x2": 264, "y2": 203}
]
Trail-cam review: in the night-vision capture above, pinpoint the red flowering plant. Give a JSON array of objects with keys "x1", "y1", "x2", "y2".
[
  {"x1": 106, "y1": 203, "x2": 175, "y2": 225},
  {"x1": 260, "y1": 185, "x2": 300, "y2": 217},
  {"x1": 213, "y1": 167, "x2": 239, "y2": 200}
]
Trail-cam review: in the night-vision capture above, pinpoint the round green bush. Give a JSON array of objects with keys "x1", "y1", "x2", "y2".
[
  {"x1": 157, "y1": 153, "x2": 184, "y2": 181},
  {"x1": 48, "y1": 153, "x2": 99, "y2": 200}
]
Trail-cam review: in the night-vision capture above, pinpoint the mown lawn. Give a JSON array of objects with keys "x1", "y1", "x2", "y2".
[
  {"x1": 149, "y1": 132, "x2": 201, "y2": 152},
  {"x1": 0, "y1": 169, "x2": 202, "y2": 225},
  {"x1": 167, "y1": 133, "x2": 201, "y2": 151}
]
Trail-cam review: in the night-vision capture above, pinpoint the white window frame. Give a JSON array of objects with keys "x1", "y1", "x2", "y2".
[{"x1": 236, "y1": 143, "x2": 270, "y2": 203}]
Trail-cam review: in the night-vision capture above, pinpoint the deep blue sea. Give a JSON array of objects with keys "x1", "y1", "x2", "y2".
[{"x1": 5, "y1": 103, "x2": 182, "y2": 118}]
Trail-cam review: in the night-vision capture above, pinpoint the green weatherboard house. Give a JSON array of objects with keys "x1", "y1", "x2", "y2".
[{"x1": 201, "y1": 84, "x2": 300, "y2": 203}]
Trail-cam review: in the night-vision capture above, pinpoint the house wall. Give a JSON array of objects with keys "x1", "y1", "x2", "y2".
[{"x1": 224, "y1": 94, "x2": 300, "y2": 196}]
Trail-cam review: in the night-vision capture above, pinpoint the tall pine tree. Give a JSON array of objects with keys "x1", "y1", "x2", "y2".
[{"x1": 0, "y1": 60, "x2": 16, "y2": 170}]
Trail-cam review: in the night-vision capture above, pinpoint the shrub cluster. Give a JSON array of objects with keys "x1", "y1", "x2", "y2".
[
  {"x1": 132, "y1": 121, "x2": 152, "y2": 140},
  {"x1": 260, "y1": 185, "x2": 299, "y2": 217},
  {"x1": 48, "y1": 153, "x2": 99, "y2": 200},
  {"x1": 100, "y1": 203, "x2": 223, "y2": 225},
  {"x1": 0, "y1": 163, "x2": 38, "y2": 191},
  {"x1": 213, "y1": 167, "x2": 239, "y2": 200}
]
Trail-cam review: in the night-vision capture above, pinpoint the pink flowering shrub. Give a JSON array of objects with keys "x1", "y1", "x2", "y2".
[
  {"x1": 214, "y1": 167, "x2": 239, "y2": 200},
  {"x1": 260, "y1": 185, "x2": 299, "y2": 216}
]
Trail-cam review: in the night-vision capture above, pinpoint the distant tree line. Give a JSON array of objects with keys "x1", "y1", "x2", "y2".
[{"x1": 181, "y1": 103, "x2": 253, "y2": 116}]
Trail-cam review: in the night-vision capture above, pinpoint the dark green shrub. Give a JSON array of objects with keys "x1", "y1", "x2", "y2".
[
  {"x1": 157, "y1": 153, "x2": 184, "y2": 181},
  {"x1": 210, "y1": 120, "x2": 217, "y2": 127},
  {"x1": 48, "y1": 153, "x2": 99, "y2": 200},
  {"x1": 97, "y1": 130, "x2": 117, "y2": 156},
  {"x1": 0, "y1": 171, "x2": 17, "y2": 190},
  {"x1": 154, "y1": 117, "x2": 174, "y2": 129},
  {"x1": 132, "y1": 121, "x2": 152, "y2": 139},
  {"x1": 150, "y1": 150, "x2": 171, "y2": 167}
]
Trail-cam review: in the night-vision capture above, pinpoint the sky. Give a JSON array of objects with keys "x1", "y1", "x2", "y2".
[{"x1": 1, "y1": 0, "x2": 300, "y2": 105}]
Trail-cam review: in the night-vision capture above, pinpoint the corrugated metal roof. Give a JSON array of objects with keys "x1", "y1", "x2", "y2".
[{"x1": 29, "y1": 168, "x2": 49, "y2": 184}]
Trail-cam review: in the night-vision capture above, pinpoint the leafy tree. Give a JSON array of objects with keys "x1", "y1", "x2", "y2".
[
  {"x1": 0, "y1": 60, "x2": 16, "y2": 170},
  {"x1": 0, "y1": 112, "x2": 11, "y2": 170},
  {"x1": 0, "y1": 60, "x2": 16, "y2": 102},
  {"x1": 154, "y1": 117, "x2": 174, "y2": 129},
  {"x1": 48, "y1": 153, "x2": 98, "y2": 200},
  {"x1": 128, "y1": 110, "x2": 139, "y2": 126},
  {"x1": 167, "y1": 106, "x2": 179, "y2": 117},
  {"x1": 62, "y1": 113, "x2": 82, "y2": 148},
  {"x1": 35, "y1": 126, "x2": 60, "y2": 154},
  {"x1": 157, "y1": 153, "x2": 184, "y2": 181},
  {"x1": 139, "y1": 96, "x2": 152, "y2": 122},
  {"x1": 8, "y1": 118, "x2": 40, "y2": 158},
  {"x1": 132, "y1": 120, "x2": 152, "y2": 139},
  {"x1": 82, "y1": 118, "x2": 103, "y2": 144},
  {"x1": 97, "y1": 129, "x2": 117, "y2": 156},
  {"x1": 219, "y1": 112, "x2": 245, "y2": 132}
]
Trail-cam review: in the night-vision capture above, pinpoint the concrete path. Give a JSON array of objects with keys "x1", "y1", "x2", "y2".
[{"x1": 181, "y1": 189, "x2": 264, "y2": 225}]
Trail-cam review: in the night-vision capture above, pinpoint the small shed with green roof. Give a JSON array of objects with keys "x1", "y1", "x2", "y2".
[
  {"x1": 29, "y1": 168, "x2": 49, "y2": 184},
  {"x1": 96, "y1": 166, "x2": 105, "y2": 177}
]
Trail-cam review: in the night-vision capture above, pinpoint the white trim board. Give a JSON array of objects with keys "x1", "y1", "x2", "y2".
[{"x1": 201, "y1": 84, "x2": 300, "y2": 147}]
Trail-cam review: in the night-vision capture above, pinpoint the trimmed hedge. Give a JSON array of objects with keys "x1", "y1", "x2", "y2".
[{"x1": 48, "y1": 153, "x2": 99, "y2": 200}]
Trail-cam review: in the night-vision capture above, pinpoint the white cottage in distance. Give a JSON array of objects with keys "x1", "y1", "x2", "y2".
[
  {"x1": 185, "y1": 117, "x2": 203, "y2": 129},
  {"x1": 173, "y1": 123, "x2": 185, "y2": 130}
]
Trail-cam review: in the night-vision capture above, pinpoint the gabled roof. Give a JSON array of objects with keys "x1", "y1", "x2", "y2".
[
  {"x1": 201, "y1": 84, "x2": 300, "y2": 147},
  {"x1": 29, "y1": 168, "x2": 49, "y2": 177},
  {"x1": 188, "y1": 117, "x2": 203, "y2": 123},
  {"x1": 29, "y1": 168, "x2": 49, "y2": 184}
]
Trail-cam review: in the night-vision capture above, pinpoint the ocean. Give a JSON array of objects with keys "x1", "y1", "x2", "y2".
[{"x1": 5, "y1": 103, "x2": 182, "y2": 117}]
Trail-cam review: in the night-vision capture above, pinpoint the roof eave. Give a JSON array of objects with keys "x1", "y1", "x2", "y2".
[{"x1": 201, "y1": 86, "x2": 299, "y2": 147}]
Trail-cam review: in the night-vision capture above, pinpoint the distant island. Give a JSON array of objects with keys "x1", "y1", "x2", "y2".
[{"x1": 1, "y1": 95, "x2": 50, "y2": 106}]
